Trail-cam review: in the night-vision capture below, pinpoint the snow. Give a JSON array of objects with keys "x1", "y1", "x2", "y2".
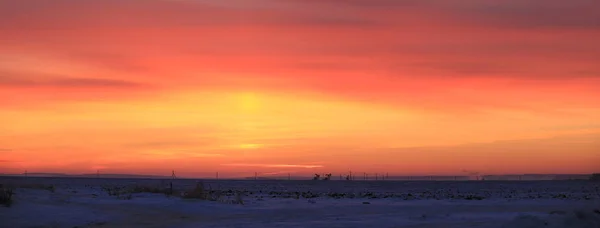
[{"x1": 1, "y1": 178, "x2": 599, "y2": 228}]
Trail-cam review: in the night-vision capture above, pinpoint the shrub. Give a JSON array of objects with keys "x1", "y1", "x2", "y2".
[
  {"x1": 0, "y1": 186, "x2": 14, "y2": 207},
  {"x1": 464, "y1": 195, "x2": 485, "y2": 200},
  {"x1": 102, "y1": 186, "x2": 128, "y2": 197},
  {"x1": 181, "y1": 182, "x2": 239, "y2": 204},
  {"x1": 130, "y1": 185, "x2": 172, "y2": 195},
  {"x1": 102, "y1": 183, "x2": 172, "y2": 199},
  {"x1": 182, "y1": 182, "x2": 208, "y2": 200},
  {"x1": 232, "y1": 191, "x2": 244, "y2": 205}
]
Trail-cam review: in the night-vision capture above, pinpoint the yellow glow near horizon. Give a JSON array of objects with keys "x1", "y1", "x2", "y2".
[{"x1": 238, "y1": 143, "x2": 263, "y2": 149}]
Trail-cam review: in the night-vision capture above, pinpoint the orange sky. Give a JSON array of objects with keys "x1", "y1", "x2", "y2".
[{"x1": 1, "y1": 0, "x2": 599, "y2": 177}]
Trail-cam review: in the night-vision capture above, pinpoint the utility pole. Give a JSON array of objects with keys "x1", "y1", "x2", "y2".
[
  {"x1": 216, "y1": 172, "x2": 219, "y2": 180},
  {"x1": 288, "y1": 173, "x2": 291, "y2": 181},
  {"x1": 169, "y1": 170, "x2": 176, "y2": 196},
  {"x1": 255, "y1": 172, "x2": 257, "y2": 180}
]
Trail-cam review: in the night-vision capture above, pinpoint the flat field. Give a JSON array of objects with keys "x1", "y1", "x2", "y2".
[{"x1": 1, "y1": 177, "x2": 599, "y2": 228}]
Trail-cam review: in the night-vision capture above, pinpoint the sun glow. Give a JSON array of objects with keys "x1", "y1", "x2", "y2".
[
  {"x1": 238, "y1": 143, "x2": 263, "y2": 149},
  {"x1": 236, "y1": 92, "x2": 261, "y2": 113}
]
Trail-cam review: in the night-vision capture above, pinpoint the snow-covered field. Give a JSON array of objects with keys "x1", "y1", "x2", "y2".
[{"x1": 1, "y1": 178, "x2": 599, "y2": 228}]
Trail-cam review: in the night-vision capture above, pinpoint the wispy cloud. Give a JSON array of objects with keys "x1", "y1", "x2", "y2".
[
  {"x1": 0, "y1": 0, "x2": 382, "y2": 29},
  {"x1": 48, "y1": 78, "x2": 141, "y2": 87},
  {"x1": 260, "y1": 171, "x2": 296, "y2": 176},
  {"x1": 541, "y1": 124, "x2": 600, "y2": 131},
  {"x1": 140, "y1": 150, "x2": 224, "y2": 159},
  {"x1": 295, "y1": 0, "x2": 600, "y2": 29},
  {"x1": 221, "y1": 163, "x2": 324, "y2": 168},
  {"x1": 0, "y1": 75, "x2": 142, "y2": 88},
  {"x1": 0, "y1": 148, "x2": 12, "y2": 152}
]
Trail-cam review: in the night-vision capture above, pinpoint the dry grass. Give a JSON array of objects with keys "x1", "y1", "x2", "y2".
[
  {"x1": 130, "y1": 185, "x2": 172, "y2": 195},
  {"x1": 18, "y1": 183, "x2": 55, "y2": 192},
  {"x1": 99, "y1": 181, "x2": 243, "y2": 204},
  {"x1": 102, "y1": 186, "x2": 128, "y2": 197},
  {"x1": 102, "y1": 184, "x2": 172, "y2": 200},
  {"x1": 182, "y1": 182, "x2": 209, "y2": 200},
  {"x1": 181, "y1": 182, "x2": 243, "y2": 204}
]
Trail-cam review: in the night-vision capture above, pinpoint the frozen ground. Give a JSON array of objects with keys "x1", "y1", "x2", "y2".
[{"x1": 1, "y1": 178, "x2": 599, "y2": 228}]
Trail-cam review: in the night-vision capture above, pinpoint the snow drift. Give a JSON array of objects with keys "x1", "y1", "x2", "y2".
[{"x1": 502, "y1": 209, "x2": 600, "y2": 228}]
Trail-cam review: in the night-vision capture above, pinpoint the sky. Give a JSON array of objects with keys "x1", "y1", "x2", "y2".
[{"x1": 1, "y1": 0, "x2": 599, "y2": 177}]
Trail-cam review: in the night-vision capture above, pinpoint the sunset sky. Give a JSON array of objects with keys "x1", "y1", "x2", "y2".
[{"x1": 1, "y1": 0, "x2": 599, "y2": 177}]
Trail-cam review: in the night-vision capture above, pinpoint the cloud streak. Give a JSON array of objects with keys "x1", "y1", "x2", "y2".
[
  {"x1": 142, "y1": 151, "x2": 224, "y2": 158},
  {"x1": 221, "y1": 163, "x2": 324, "y2": 169},
  {"x1": 0, "y1": 75, "x2": 142, "y2": 88},
  {"x1": 293, "y1": 0, "x2": 600, "y2": 29},
  {"x1": 0, "y1": 0, "x2": 382, "y2": 29}
]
